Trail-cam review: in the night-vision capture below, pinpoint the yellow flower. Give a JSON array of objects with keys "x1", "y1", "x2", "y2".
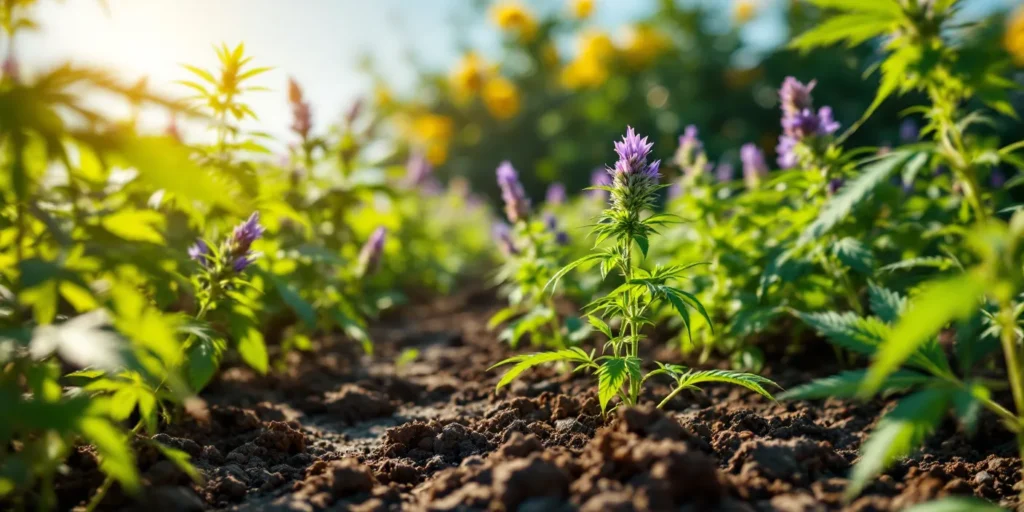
[
  {"x1": 734, "y1": 0, "x2": 756, "y2": 25},
  {"x1": 560, "y1": 29, "x2": 614, "y2": 90},
  {"x1": 491, "y1": 1, "x2": 538, "y2": 42},
  {"x1": 620, "y1": 25, "x2": 670, "y2": 69},
  {"x1": 412, "y1": 113, "x2": 453, "y2": 144},
  {"x1": 569, "y1": 0, "x2": 594, "y2": 20},
  {"x1": 579, "y1": 29, "x2": 615, "y2": 62},
  {"x1": 560, "y1": 55, "x2": 608, "y2": 90},
  {"x1": 482, "y1": 76, "x2": 521, "y2": 120},
  {"x1": 1007, "y1": 7, "x2": 1024, "y2": 65},
  {"x1": 450, "y1": 52, "x2": 491, "y2": 100}
]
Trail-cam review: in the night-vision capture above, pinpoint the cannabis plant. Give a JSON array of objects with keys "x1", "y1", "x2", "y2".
[
  {"x1": 491, "y1": 128, "x2": 778, "y2": 412},
  {"x1": 488, "y1": 161, "x2": 584, "y2": 350}
]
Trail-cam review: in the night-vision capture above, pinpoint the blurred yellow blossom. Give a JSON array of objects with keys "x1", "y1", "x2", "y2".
[
  {"x1": 560, "y1": 29, "x2": 615, "y2": 90},
  {"x1": 569, "y1": 0, "x2": 594, "y2": 20},
  {"x1": 450, "y1": 52, "x2": 491, "y2": 101},
  {"x1": 579, "y1": 29, "x2": 615, "y2": 62},
  {"x1": 734, "y1": 1, "x2": 756, "y2": 24},
  {"x1": 483, "y1": 76, "x2": 521, "y2": 119},
  {"x1": 409, "y1": 113, "x2": 453, "y2": 165},
  {"x1": 620, "y1": 25, "x2": 670, "y2": 69},
  {"x1": 560, "y1": 54, "x2": 609, "y2": 89},
  {"x1": 491, "y1": 1, "x2": 538, "y2": 42},
  {"x1": 1007, "y1": 7, "x2": 1024, "y2": 65}
]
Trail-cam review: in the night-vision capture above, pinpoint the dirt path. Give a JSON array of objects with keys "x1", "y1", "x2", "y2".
[{"x1": 58, "y1": 290, "x2": 1022, "y2": 511}]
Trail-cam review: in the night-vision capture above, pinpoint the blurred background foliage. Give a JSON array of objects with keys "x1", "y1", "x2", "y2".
[{"x1": 367, "y1": 0, "x2": 1024, "y2": 203}]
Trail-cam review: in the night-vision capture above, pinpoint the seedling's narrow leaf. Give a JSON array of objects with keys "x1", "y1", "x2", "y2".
[
  {"x1": 77, "y1": 417, "x2": 140, "y2": 494},
  {"x1": 597, "y1": 357, "x2": 640, "y2": 412},
  {"x1": 545, "y1": 253, "x2": 605, "y2": 293},
  {"x1": 490, "y1": 348, "x2": 594, "y2": 390},
  {"x1": 675, "y1": 369, "x2": 778, "y2": 400}
]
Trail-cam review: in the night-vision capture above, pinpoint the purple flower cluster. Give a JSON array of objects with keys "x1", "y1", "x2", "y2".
[
  {"x1": 288, "y1": 78, "x2": 312, "y2": 140},
  {"x1": 544, "y1": 214, "x2": 569, "y2": 246},
  {"x1": 545, "y1": 182, "x2": 566, "y2": 206},
  {"x1": 405, "y1": 150, "x2": 434, "y2": 188},
  {"x1": 496, "y1": 161, "x2": 531, "y2": 223},
  {"x1": 613, "y1": 127, "x2": 660, "y2": 179},
  {"x1": 776, "y1": 77, "x2": 839, "y2": 169},
  {"x1": 492, "y1": 222, "x2": 518, "y2": 256},
  {"x1": 358, "y1": 227, "x2": 387, "y2": 276},
  {"x1": 740, "y1": 143, "x2": 768, "y2": 188},
  {"x1": 589, "y1": 169, "x2": 611, "y2": 200},
  {"x1": 674, "y1": 125, "x2": 707, "y2": 177},
  {"x1": 715, "y1": 162, "x2": 735, "y2": 183},
  {"x1": 189, "y1": 212, "x2": 266, "y2": 274}
]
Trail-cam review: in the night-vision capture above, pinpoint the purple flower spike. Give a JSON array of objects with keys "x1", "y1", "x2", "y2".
[
  {"x1": 678, "y1": 125, "x2": 702, "y2": 154},
  {"x1": 613, "y1": 126, "x2": 654, "y2": 173},
  {"x1": 715, "y1": 162, "x2": 735, "y2": 183},
  {"x1": 545, "y1": 182, "x2": 566, "y2": 206},
  {"x1": 188, "y1": 239, "x2": 210, "y2": 267},
  {"x1": 782, "y1": 108, "x2": 840, "y2": 139},
  {"x1": 740, "y1": 143, "x2": 767, "y2": 187},
  {"x1": 492, "y1": 222, "x2": 519, "y2": 256},
  {"x1": 232, "y1": 254, "x2": 259, "y2": 273},
  {"x1": 779, "y1": 77, "x2": 816, "y2": 116},
  {"x1": 589, "y1": 169, "x2": 611, "y2": 200},
  {"x1": 229, "y1": 212, "x2": 266, "y2": 256},
  {"x1": 496, "y1": 161, "x2": 531, "y2": 223},
  {"x1": 776, "y1": 136, "x2": 798, "y2": 170},
  {"x1": 405, "y1": 150, "x2": 433, "y2": 187},
  {"x1": 827, "y1": 178, "x2": 845, "y2": 196},
  {"x1": 358, "y1": 227, "x2": 387, "y2": 276},
  {"x1": 543, "y1": 213, "x2": 570, "y2": 246}
]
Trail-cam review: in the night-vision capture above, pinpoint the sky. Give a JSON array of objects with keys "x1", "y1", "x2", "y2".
[{"x1": 15, "y1": 0, "x2": 1017, "y2": 146}]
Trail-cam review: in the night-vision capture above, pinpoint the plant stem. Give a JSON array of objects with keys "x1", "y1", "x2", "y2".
[{"x1": 996, "y1": 301, "x2": 1024, "y2": 496}]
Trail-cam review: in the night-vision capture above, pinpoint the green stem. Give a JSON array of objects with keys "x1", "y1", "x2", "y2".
[
  {"x1": 997, "y1": 302, "x2": 1024, "y2": 495},
  {"x1": 656, "y1": 384, "x2": 685, "y2": 409}
]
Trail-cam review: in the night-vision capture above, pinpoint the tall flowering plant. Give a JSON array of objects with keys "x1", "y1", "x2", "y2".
[
  {"x1": 491, "y1": 128, "x2": 777, "y2": 413},
  {"x1": 488, "y1": 162, "x2": 582, "y2": 349}
]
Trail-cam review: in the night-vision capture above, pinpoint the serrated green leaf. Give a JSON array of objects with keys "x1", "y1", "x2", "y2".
[
  {"x1": 862, "y1": 271, "x2": 986, "y2": 396},
  {"x1": 597, "y1": 357, "x2": 640, "y2": 412},
  {"x1": 588, "y1": 315, "x2": 613, "y2": 339},
  {"x1": 798, "y1": 152, "x2": 924, "y2": 247},
  {"x1": 867, "y1": 282, "x2": 906, "y2": 324},
  {"x1": 832, "y1": 237, "x2": 875, "y2": 275},
  {"x1": 778, "y1": 370, "x2": 930, "y2": 401},
  {"x1": 790, "y1": 13, "x2": 897, "y2": 52},
  {"x1": 675, "y1": 369, "x2": 778, "y2": 400}
]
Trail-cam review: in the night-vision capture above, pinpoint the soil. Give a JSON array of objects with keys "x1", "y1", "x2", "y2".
[{"x1": 52, "y1": 289, "x2": 1023, "y2": 511}]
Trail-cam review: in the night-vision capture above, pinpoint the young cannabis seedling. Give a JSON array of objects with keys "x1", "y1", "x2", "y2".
[
  {"x1": 783, "y1": 278, "x2": 1018, "y2": 502},
  {"x1": 490, "y1": 128, "x2": 779, "y2": 412}
]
